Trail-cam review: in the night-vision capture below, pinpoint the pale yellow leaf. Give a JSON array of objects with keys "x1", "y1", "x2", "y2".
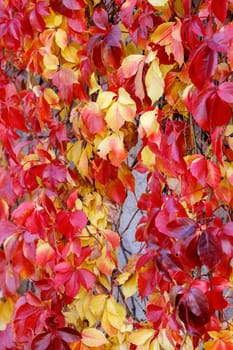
[
  {"x1": 43, "y1": 53, "x2": 59, "y2": 70},
  {"x1": 145, "y1": 60, "x2": 164, "y2": 104},
  {"x1": 120, "y1": 54, "x2": 144, "y2": 78},
  {"x1": 55, "y1": 28, "x2": 68, "y2": 50},
  {"x1": 129, "y1": 329, "x2": 155, "y2": 346},
  {"x1": 158, "y1": 329, "x2": 174, "y2": 350},
  {"x1": 105, "y1": 103, "x2": 125, "y2": 132},
  {"x1": 90, "y1": 73, "x2": 100, "y2": 94},
  {"x1": 81, "y1": 328, "x2": 109, "y2": 347},
  {"x1": 118, "y1": 87, "x2": 136, "y2": 122},
  {"x1": 106, "y1": 297, "x2": 126, "y2": 330},
  {"x1": 89, "y1": 295, "x2": 107, "y2": 319},
  {"x1": 148, "y1": 0, "x2": 168, "y2": 6},
  {"x1": 97, "y1": 91, "x2": 116, "y2": 110}
]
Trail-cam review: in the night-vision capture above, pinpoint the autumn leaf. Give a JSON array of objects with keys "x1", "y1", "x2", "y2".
[
  {"x1": 129, "y1": 328, "x2": 155, "y2": 346},
  {"x1": 145, "y1": 59, "x2": 164, "y2": 104},
  {"x1": 81, "y1": 328, "x2": 109, "y2": 347}
]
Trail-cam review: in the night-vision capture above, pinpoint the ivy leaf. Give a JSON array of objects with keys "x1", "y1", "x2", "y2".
[
  {"x1": 197, "y1": 231, "x2": 222, "y2": 269},
  {"x1": 167, "y1": 217, "x2": 197, "y2": 239},
  {"x1": 211, "y1": 0, "x2": 227, "y2": 23},
  {"x1": 217, "y1": 82, "x2": 233, "y2": 103},
  {"x1": 145, "y1": 59, "x2": 164, "y2": 104},
  {"x1": 81, "y1": 328, "x2": 109, "y2": 347},
  {"x1": 188, "y1": 43, "x2": 217, "y2": 90}
]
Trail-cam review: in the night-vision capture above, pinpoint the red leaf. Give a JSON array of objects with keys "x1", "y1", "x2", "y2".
[
  {"x1": 56, "y1": 327, "x2": 80, "y2": 343},
  {"x1": 106, "y1": 178, "x2": 126, "y2": 205},
  {"x1": 211, "y1": 0, "x2": 227, "y2": 23},
  {"x1": 0, "y1": 325, "x2": 15, "y2": 349},
  {"x1": 70, "y1": 210, "x2": 87, "y2": 232},
  {"x1": 211, "y1": 127, "x2": 224, "y2": 166},
  {"x1": 206, "y1": 160, "x2": 221, "y2": 188},
  {"x1": 32, "y1": 333, "x2": 52, "y2": 350},
  {"x1": 217, "y1": 82, "x2": 233, "y2": 103},
  {"x1": 120, "y1": 0, "x2": 137, "y2": 28},
  {"x1": 167, "y1": 217, "x2": 197, "y2": 239},
  {"x1": 42, "y1": 163, "x2": 67, "y2": 189},
  {"x1": 29, "y1": 1, "x2": 49, "y2": 32},
  {"x1": 146, "y1": 305, "x2": 163, "y2": 325},
  {"x1": 63, "y1": 0, "x2": 83, "y2": 10},
  {"x1": 223, "y1": 222, "x2": 233, "y2": 236},
  {"x1": 190, "y1": 156, "x2": 207, "y2": 186},
  {"x1": 76, "y1": 268, "x2": 96, "y2": 290},
  {"x1": 65, "y1": 271, "x2": 80, "y2": 297},
  {"x1": 197, "y1": 231, "x2": 221, "y2": 268},
  {"x1": 207, "y1": 290, "x2": 228, "y2": 310},
  {"x1": 178, "y1": 287, "x2": 210, "y2": 332},
  {"x1": 67, "y1": 9, "x2": 86, "y2": 32},
  {"x1": 81, "y1": 103, "x2": 106, "y2": 135},
  {"x1": 138, "y1": 264, "x2": 159, "y2": 297},
  {"x1": 93, "y1": 8, "x2": 109, "y2": 31},
  {"x1": 191, "y1": 85, "x2": 232, "y2": 131},
  {"x1": 188, "y1": 43, "x2": 217, "y2": 89},
  {"x1": 12, "y1": 202, "x2": 35, "y2": 226},
  {"x1": 0, "y1": 221, "x2": 17, "y2": 245}
]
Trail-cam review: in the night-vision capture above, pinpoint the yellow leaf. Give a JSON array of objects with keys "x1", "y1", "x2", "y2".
[
  {"x1": 67, "y1": 141, "x2": 82, "y2": 166},
  {"x1": 44, "y1": 88, "x2": 60, "y2": 108},
  {"x1": 118, "y1": 87, "x2": 136, "y2": 123},
  {"x1": 145, "y1": 60, "x2": 164, "y2": 104},
  {"x1": 158, "y1": 329, "x2": 174, "y2": 350},
  {"x1": 62, "y1": 45, "x2": 79, "y2": 64},
  {"x1": 129, "y1": 329, "x2": 155, "y2": 346},
  {"x1": 105, "y1": 103, "x2": 125, "y2": 132},
  {"x1": 0, "y1": 298, "x2": 14, "y2": 330},
  {"x1": 97, "y1": 133, "x2": 127, "y2": 167},
  {"x1": 81, "y1": 328, "x2": 109, "y2": 347},
  {"x1": 122, "y1": 272, "x2": 138, "y2": 298},
  {"x1": 43, "y1": 53, "x2": 59, "y2": 71},
  {"x1": 106, "y1": 297, "x2": 126, "y2": 330},
  {"x1": 151, "y1": 22, "x2": 173, "y2": 45},
  {"x1": 97, "y1": 91, "x2": 116, "y2": 110},
  {"x1": 149, "y1": 339, "x2": 160, "y2": 350},
  {"x1": 78, "y1": 148, "x2": 89, "y2": 178},
  {"x1": 116, "y1": 272, "x2": 131, "y2": 285},
  {"x1": 208, "y1": 330, "x2": 233, "y2": 343},
  {"x1": 44, "y1": 10, "x2": 63, "y2": 28},
  {"x1": 148, "y1": 0, "x2": 168, "y2": 6},
  {"x1": 90, "y1": 73, "x2": 100, "y2": 94},
  {"x1": 97, "y1": 246, "x2": 117, "y2": 275},
  {"x1": 141, "y1": 146, "x2": 156, "y2": 171},
  {"x1": 55, "y1": 28, "x2": 68, "y2": 50},
  {"x1": 139, "y1": 109, "x2": 161, "y2": 146},
  {"x1": 89, "y1": 294, "x2": 107, "y2": 319}
]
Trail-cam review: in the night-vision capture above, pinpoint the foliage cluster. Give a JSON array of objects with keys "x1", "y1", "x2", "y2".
[{"x1": 1, "y1": 0, "x2": 233, "y2": 349}]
